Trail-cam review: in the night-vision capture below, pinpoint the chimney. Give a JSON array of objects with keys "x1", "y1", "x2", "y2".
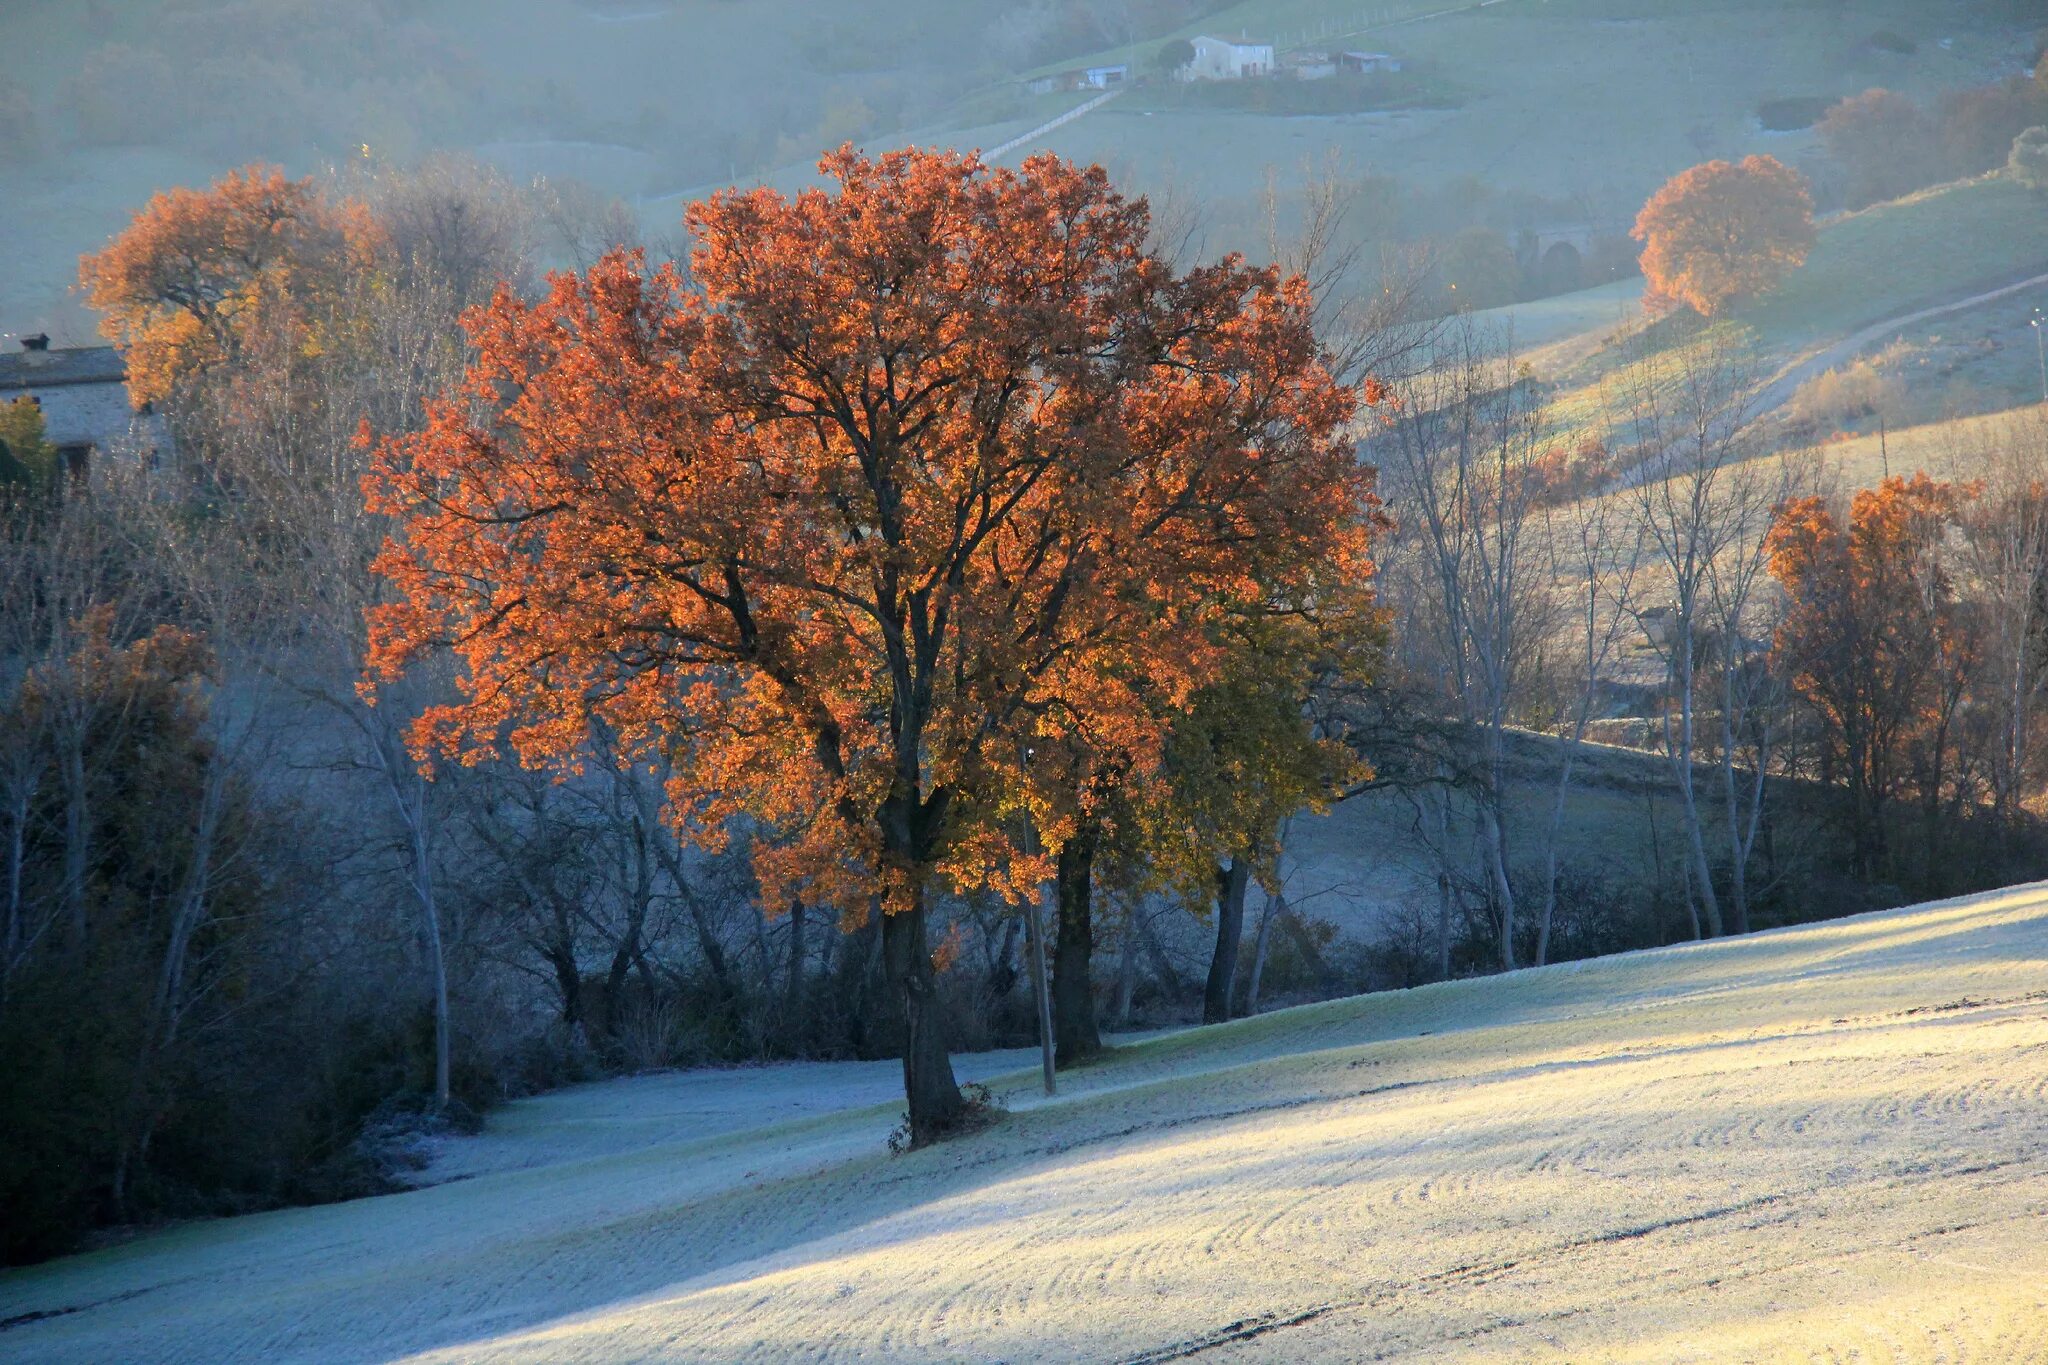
[{"x1": 21, "y1": 334, "x2": 50, "y2": 352}]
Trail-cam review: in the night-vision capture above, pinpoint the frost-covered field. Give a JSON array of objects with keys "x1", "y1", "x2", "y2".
[{"x1": 5, "y1": 885, "x2": 2046, "y2": 1363}]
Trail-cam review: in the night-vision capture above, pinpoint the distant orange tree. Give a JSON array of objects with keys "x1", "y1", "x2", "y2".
[
  {"x1": 365, "y1": 148, "x2": 1381, "y2": 1143},
  {"x1": 1633, "y1": 155, "x2": 1815, "y2": 318}
]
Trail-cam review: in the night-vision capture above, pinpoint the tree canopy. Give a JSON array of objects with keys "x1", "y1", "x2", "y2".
[
  {"x1": 1633, "y1": 155, "x2": 1815, "y2": 318},
  {"x1": 78, "y1": 164, "x2": 381, "y2": 407},
  {"x1": 365, "y1": 146, "x2": 1382, "y2": 1140}
]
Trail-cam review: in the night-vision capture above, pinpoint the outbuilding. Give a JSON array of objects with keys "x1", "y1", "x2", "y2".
[
  {"x1": 0, "y1": 334, "x2": 168, "y2": 479},
  {"x1": 1339, "y1": 50, "x2": 1403, "y2": 74}
]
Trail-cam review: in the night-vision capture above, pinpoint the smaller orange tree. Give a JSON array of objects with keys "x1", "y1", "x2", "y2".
[
  {"x1": 78, "y1": 164, "x2": 381, "y2": 408},
  {"x1": 1633, "y1": 155, "x2": 1815, "y2": 318},
  {"x1": 1765, "y1": 473, "x2": 1976, "y2": 879}
]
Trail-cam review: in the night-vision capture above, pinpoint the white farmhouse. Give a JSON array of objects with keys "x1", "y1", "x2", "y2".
[
  {"x1": 1189, "y1": 34, "x2": 1274, "y2": 80},
  {"x1": 0, "y1": 335, "x2": 168, "y2": 478}
]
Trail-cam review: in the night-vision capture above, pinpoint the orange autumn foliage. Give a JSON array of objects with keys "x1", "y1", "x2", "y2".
[
  {"x1": 78, "y1": 164, "x2": 383, "y2": 407},
  {"x1": 364, "y1": 147, "x2": 1382, "y2": 924},
  {"x1": 1766, "y1": 473, "x2": 1978, "y2": 873},
  {"x1": 1633, "y1": 155, "x2": 1815, "y2": 318}
]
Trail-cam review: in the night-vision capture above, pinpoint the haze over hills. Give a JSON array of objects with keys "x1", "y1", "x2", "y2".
[
  {"x1": 5, "y1": 4, "x2": 2048, "y2": 1359},
  {"x1": 3, "y1": 0, "x2": 2038, "y2": 338}
]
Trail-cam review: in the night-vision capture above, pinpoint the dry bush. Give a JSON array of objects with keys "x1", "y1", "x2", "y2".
[{"x1": 1787, "y1": 353, "x2": 1907, "y2": 433}]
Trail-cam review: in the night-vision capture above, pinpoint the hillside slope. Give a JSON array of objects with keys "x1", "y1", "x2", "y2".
[{"x1": 4, "y1": 882, "x2": 2045, "y2": 1361}]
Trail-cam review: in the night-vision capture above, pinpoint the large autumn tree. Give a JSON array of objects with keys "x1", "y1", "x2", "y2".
[
  {"x1": 366, "y1": 147, "x2": 1380, "y2": 1143},
  {"x1": 1633, "y1": 155, "x2": 1815, "y2": 318}
]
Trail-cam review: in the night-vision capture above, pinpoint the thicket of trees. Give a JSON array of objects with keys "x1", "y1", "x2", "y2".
[
  {"x1": 0, "y1": 150, "x2": 1386, "y2": 1252},
  {"x1": 1812, "y1": 62, "x2": 2048, "y2": 210}
]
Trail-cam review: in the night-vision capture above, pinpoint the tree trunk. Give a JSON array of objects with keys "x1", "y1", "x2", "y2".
[
  {"x1": 1051, "y1": 828, "x2": 1102, "y2": 1067},
  {"x1": 1114, "y1": 908, "x2": 1138, "y2": 1025},
  {"x1": 1433, "y1": 786, "x2": 1454, "y2": 981},
  {"x1": 1673, "y1": 645, "x2": 1724, "y2": 938},
  {"x1": 548, "y1": 941, "x2": 583, "y2": 1031},
  {"x1": 1138, "y1": 914, "x2": 1183, "y2": 1001},
  {"x1": 61, "y1": 739, "x2": 88, "y2": 950},
  {"x1": 1480, "y1": 802, "x2": 1516, "y2": 970},
  {"x1": 421, "y1": 880, "x2": 451, "y2": 1110},
  {"x1": 879, "y1": 892, "x2": 965, "y2": 1145},
  {"x1": 2, "y1": 788, "x2": 27, "y2": 984},
  {"x1": 784, "y1": 898, "x2": 807, "y2": 1054},
  {"x1": 1203, "y1": 856, "x2": 1252, "y2": 1024},
  {"x1": 1244, "y1": 891, "x2": 1280, "y2": 1016},
  {"x1": 1436, "y1": 870, "x2": 1453, "y2": 980}
]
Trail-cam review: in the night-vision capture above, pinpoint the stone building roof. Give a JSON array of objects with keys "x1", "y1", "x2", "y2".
[{"x1": 0, "y1": 344, "x2": 128, "y2": 392}]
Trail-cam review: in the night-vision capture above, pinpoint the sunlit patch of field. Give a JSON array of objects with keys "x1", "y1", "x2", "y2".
[
  {"x1": 4, "y1": 883, "x2": 2044, "y2": 1363},
  {"x1": 1810, "y1": 403, "x2": 2048, "y2": 493},
  {"x1": 1742, "y1": 177, "x2": 2048, "y2": 348}
]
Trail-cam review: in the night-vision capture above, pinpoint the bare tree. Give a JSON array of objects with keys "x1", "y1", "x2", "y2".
[
  {"x1": 1613, "y1": 326, "x2": 1793, "y2": 937},
  {"x1": 1532, "y1": 493, "x2": 1644, "y2": 964},
  {"x1": 1954, "y1": 407, "x2": 2048, "y2": 828},
  {"x1": 1376, "y1": 321, "x2": 1557, "y2": 969}
]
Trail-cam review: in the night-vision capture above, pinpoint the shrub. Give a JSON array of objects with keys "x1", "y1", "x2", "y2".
[
  {"x1": 1785, "y1": 353, "x2": 1906, "y2": 432},
  {"x1": 1756, "y1": 95, "x2": 1834, "y2": 132},
  {"x1": 2012, "y1": 126, "x2": 2048, "y2": 191}
]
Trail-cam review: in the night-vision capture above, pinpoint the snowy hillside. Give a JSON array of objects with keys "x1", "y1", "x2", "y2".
[{"x1": 4, "y1": 885, "x2": 2046, "y2": 1362}]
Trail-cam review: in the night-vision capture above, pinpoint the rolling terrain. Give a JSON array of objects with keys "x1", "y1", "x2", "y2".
[{"x1": 4, "y1": 881, "x2": 2044, "y2": 1362}]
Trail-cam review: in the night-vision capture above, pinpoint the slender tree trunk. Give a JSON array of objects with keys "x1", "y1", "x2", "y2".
[
  {"x1": 1051, "y1": 827, "x2": 1102, "y2": 1067},
  {"x1": 417, "y1": 863, "x2": 450, "y2": 1113},
  {"x1": 60, "y1": 738, "x2": 88, "y2": 950},
  {"x1": 549, "y1": 940, "x2": 583, "y2": 1031},
  {"x1": 2, "y1": 787, "x2": 27, "y2": 984},
  {"x1": 1025, "y1": 887, "x2": 1055, "y2": 1094},
  {"x1": 879, "y1": 890, "x2": 965, "y2": 1144},
  {"x1": 1433, "y1": 786, "x2": 1454, "y2": 980},
  {"x1": 1203, "y1": 856, "x2": 1252, "y2": 1024},
  {"x1": 1719, "y1": 740, "x2": 1751, "y2": 936},
  {"x1": 1716, "y1": 661, "x2": 1766, "y2": 938},
  {"x1": 784, "y1": 898, "x2": 807, "y2": 1054},
  {"x1": 401, "y1": 781, "x2": 450, "y2": 1110},
  {"x1": 1244, "y1": 890, "x2": 1280, "y2": 1017},
  {"x1": 415, "y1": 848, "x2": 451, "y2": 1111},
  {"x1": 1115, "y1": 907, "x2": 1138, "y2": 1025},
  {"x1": 1673, "y1": 647, "x2": 1724, "y2": 937},
  {"x1": 1437, "y1": 870, "x2": 1454, "y2": 980},
  {"x1": 1480, "y1": 800, "x2": 1516, "y2": 970},
  {"x1": 1536, "y1": 735, "x2": 1582, "y2": 966},
  {"x1": 1138, "y1": 914, "x2": 1183, "y2": 1002}
]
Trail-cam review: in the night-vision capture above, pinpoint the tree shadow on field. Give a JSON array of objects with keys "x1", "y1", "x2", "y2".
[{"x1": 3, "y1": 884, "x2": 2043, "y2": 1362}]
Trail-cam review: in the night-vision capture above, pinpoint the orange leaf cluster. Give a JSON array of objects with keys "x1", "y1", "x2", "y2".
[
  {"x1": 365, "y1": 147, "x2": 1381, "y2": 922},
  {"x1": 1766, "y1": 472, "x2": 1978, "y2": 836}
]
